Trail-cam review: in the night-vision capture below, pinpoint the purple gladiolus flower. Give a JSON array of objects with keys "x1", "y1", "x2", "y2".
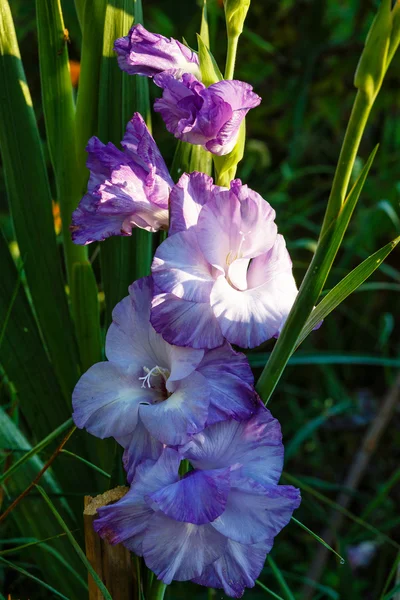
[
  {"x1": 72, "y1": 276, "x2": 258, "y2": 473},
  {"x1": 70, "y1": 113, "x2": 172, "y2": 245},
  {"x1": 151, "y1": 172, "x2": 298, "y2": 349},
  {"x1": 94, "y1": 407, "x2": 301, "y2": 598},
  {"x1": 153, "y1": 73, "x2": 261, "y2": 155},
  {"x1": 114, "y1": 24, "x2": 200, "y2": 78}
]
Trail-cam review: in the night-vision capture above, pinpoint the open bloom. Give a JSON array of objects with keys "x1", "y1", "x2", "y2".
[
  {"x1": 94, "y1": 407, "x2": 301, "y2": 598},
  {"x1": 70, "y1": 113, "x2": 172, "y2": 245},
  {"x1": 114, "y1": 24, "x2": 200, "y2": 78},
  {"x1": 151, "y1": 172, "x2": 298, "y2": 349},
  {"x1": 153, "y1": 73, "x2": 261, "y2": 156},
  {"x1": 72, "y1": 277, "x2": 258, "y2": 473}
]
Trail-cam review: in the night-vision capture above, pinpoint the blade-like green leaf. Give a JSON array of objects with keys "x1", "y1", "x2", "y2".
[
  {"x1": 0, "y1": 556, "x2": 70, "y2": 600},
  {"x1": 267, "y1": 556, "x2": 296, "y2": 600},
  {"x1": 99, "y1": 0, "x2": 153, "y2": 326},
  {"x1": 256, "y1": 146, "x2": 378, "y2": 404},
  {"x1": 255, "y1": 580, "x2": 285, "y2": 600},
  {"x1": 71, "y1": 261, "x2": 102, "y2": 370},
  {"x1": 36, "y1": 0, "x2": 102, "y2": 370},
  {"x1": 0, "y1": 0, "x2": 80, "y2": 399},
  {"x1": 291, "y1": 517, "x2": 345, "y2": 563},
  {"x1": 0, "y1": 418, "x2": 73, "y2": 485},
  {"x1": 0, "y1": 409, "x2": 84, "y2": 597},
  {"x1": 298, "y1": 236, "x2": 400, "y2": 345},
  {"x1": 75, "y1": 0, "x2": 107, "y2": 194},
  {"x1": 36, "y1": 484, "x2": 114, "y2": 600},
  {"x1": 200, "y1": 0, "x2": 210, "y2": 48}
]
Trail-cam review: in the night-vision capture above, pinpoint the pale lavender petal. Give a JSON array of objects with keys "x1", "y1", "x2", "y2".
[
  {"x1": 193, "y1": 539, "x2": 272, "y2": 598},
  {"x1": 72, "y1": 362, "x2": 150, "y2": 439},
  {"x1": 114, "y1": 24, "x2": 200, "y2": 78},
  {"x1": 123, "y1": 415, "x2": 163, "y2": 484},
  {"x1": 152, "y1": 229, "x2": 214, "y2": 303},
  {"x1": 151, "y1": 291, "x2": 224, "y2": 349},
  {"x1": 196, "y1": 342, "x2": 258, "y2": 425},
  {"x1": 211, "y1": 251, "x2": 298, "y2": 349},
  {"x1": 196, "y1": 180, "x2": 276, "y2": 270},
  {"x1": 211, "y1": 479, "x2": 301, "y2": 544},
  {"x1": 148, "y1": 468, "x2": 230, "y2": 525},
  {"x1": 169, "y1": 172, "x2": 216, "y2": 236},
  {"x1": 181, "y1": 407, "x2": 284, "y2": 486},
  {"x1": 95, "y1": 450, "x2": 180, "y2": 554},
  {"x1": 228, "y1": 258, "x2": 250, "y2": 291},
  {"x1": 139, "y1": 371, "x2": 210, "y2": 445},
  {"x1": 143, "y1": 513, "x2": 227, "y2": 583}
]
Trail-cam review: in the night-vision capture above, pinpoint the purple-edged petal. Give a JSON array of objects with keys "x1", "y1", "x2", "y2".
[
  {"x1": 72, "y1": 362, "x2": 150, "y2": 439},
  {"x1": 152, "y1": 229, "x2": 214, "y2": 303},
  {"x1": 106, "y1": 277, "x2": 203, "y2": 376},
  {"x1": 121, "y1": 113, "x2": 173, "y2": 189},
  {"x1": 211, "y1": 479, "x2": 301, "y2": 544},
  {"x1": 181, "y1": 406, "x2": 284, "y2": 486},
  {"x1": 139, "y1": 371, "x2": 210, "y2": 445},
  {"x1": 151, "y1": 291, "x2": 224, "y2": 349},
  {"x1": 196, "y1": 342, "x2": 258, "y2": 425},
  {"x1": 203, "y1": 80, "x2": 261, "y2": 155},
  {"x1": 95, "y1": 449, "x2": 180, "y2": 554},
  {"x1": 143, "y1": 513, "x2": 227, "y2": 583},
  {"x1": 193, "y1": 539, "x2": 272, "y2": 598},
  {"x1": 148, "y1": 468, "x2": 230, "y2": 525},
  {"x1": 114, "y1": 24, "x2": 200, "y2": 78},
  {"x1": 169, "y1": 172, "x2": 217, "y2": 236},
  {"x1": 123, "y1": 416, "x2": 164, "y2": 484}
]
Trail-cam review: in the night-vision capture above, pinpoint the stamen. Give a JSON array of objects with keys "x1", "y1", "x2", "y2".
[{"x1": 139, "y1": 365, "x2": 170, "y2": 389}]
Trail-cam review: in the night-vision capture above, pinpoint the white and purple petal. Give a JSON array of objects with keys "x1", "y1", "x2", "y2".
[
  {"x1": 196, "y1": 342, "x2": 258, "y2": 424},
  {"x1": 181, "y1": 406, "x2": 284, "y2": 486},
  {"x1": 193, "y1": 539, "x2": 273, "y2": 598},
  {"x1": 168, "y1": 171, "x2": 217, "y2": 236},
  {"x1": 143, "y1": 513, "x2": 227, "y2": 583},
  {"x1": 151, "y1": 290, "x2": 224, "y2": 349},
  {"x1": 123, "y1": 416, "x2": 164, "y2": 484},
  {"x1": 211, "y1": 478, "x2": 301, "y2": 544}
]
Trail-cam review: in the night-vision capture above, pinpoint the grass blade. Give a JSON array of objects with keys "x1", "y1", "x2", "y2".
[
  {"x1": 255, "y1": 580, "x2": 285, "y2": 599},
  {"x1": 291, "y1": 517, "x2": 345, "y2": 563},
  {"x1": 36, "y1": 484, "x2": 113, "y2": 600},
  {"x1": 0, "y1": 556, "x2": 70, "y2": 600},
  {"x1": 298, "y1": 236, "x2": 400, "y2": 345},
  {"x1": 267, "y1": 556, "x2": 296, "y2": 600},
  {"x1": 0, "y1": 0, "x2": 80, "y2": 399}
]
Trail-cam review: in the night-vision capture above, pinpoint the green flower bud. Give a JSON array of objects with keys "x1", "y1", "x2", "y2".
[
  {"x1": 224, "y1": 0, "x2": 251, "y2": 38},
  {"x1": 354, "y1": 0, "x2": 392, "y2": 100}
]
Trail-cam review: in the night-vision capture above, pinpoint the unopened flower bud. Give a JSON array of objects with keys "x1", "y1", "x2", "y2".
[{"x1": 223, "y1": 0, "x2": 251, "y2": 38}]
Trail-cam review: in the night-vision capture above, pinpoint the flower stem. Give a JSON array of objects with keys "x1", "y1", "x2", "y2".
[
  {"x1": 149, "y1": 580, "x2": 167, "y2": 600},
  {"x1": 224, "y1": 34, "x2": 239, "y2": 79},
  {"x1": 320, "y1": 89, "x2": 372, "y2": 237}
]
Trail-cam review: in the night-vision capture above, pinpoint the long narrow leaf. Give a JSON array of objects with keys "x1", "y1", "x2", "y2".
[
  {"x1": 36, "y1": 484, "x2": 114, "y2": 600},
  {"x1": 99, "y1": 0, "x2": 153, "y2": 326},
  {"x1": 0, "y1": 409, "x2": 84, "y2": 597},
  {"x1": 298, "y1": 236, "x2": 400, "y2": 345},
  {"x1": 256, "y1": 146, "x2": 378, "y2": 403},
  {"x1": 291, "y1": 517, "x2": 345, "y2": 563},
  {"x1": 0, "y1": 0, "x2": 80, "y2": 399},
  {"x1": 0, "y1": 556, "x2": 69, "y2": 600}
]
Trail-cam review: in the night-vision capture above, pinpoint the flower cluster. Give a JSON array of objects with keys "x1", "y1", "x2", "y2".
[{"x1": 72, "y1": 24, "x2": 302, "y2": 599}]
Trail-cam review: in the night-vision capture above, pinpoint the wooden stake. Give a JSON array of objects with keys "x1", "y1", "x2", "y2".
[{"x1": 84, "y1": 486, "x2": 138, "y2": 600}]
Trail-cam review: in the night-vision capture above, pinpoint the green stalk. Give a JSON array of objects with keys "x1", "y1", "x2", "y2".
[
  {"x1": 320, "y1": 90, "x2": 372, "y2": 236},
  {"x1": 149, "y1": 580, "x2": 167, "y2": 600},
  {"x1": 224, "y1": 33, "x2": 239, "y2": 79},
  {"x1": 256, "y1": 4, "x2": 400, "y2": 404}
]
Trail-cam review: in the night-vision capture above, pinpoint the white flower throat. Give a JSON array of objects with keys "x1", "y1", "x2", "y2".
[{"x1": 225, "y1": 230, "x2": 251, "y2": 267}]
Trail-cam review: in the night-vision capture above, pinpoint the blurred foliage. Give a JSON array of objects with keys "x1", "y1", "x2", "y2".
[{"x1": 1, "y1": 0, "x2": 400, "y2": 599}]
